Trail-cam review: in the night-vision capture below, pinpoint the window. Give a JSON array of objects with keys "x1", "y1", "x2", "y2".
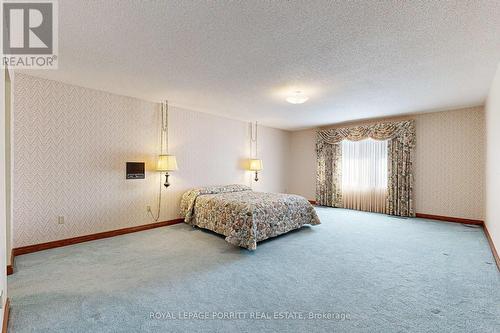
[{"x1": 341, "y1": 138, "x2": 388, "y2": 213}]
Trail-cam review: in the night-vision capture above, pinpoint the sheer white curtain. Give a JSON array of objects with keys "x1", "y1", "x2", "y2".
[{"x1": 341, "y1": 139, "x2": 388, "y2": 213}]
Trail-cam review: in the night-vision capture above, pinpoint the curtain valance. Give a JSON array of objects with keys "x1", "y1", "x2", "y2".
[{"x1": 317, "y1": 120, "x2": 416, "y2": 146}]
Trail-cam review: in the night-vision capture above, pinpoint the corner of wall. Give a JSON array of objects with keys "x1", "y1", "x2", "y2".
[
  {"x1": 0, "y1": 68, "x2": 9, "y2": 327},
  {"x1": 485, "y1": 63, "x2": 500, "y2": 254}
]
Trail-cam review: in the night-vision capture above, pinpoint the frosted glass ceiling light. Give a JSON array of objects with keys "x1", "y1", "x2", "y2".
[{"x1": 286, "y1": 91, "x2": 309, "y2": 104}]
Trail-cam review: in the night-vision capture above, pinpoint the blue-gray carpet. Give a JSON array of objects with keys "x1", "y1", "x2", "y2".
[{"x1": 8, "y1": 208, "x2": 500, "y2": 332}]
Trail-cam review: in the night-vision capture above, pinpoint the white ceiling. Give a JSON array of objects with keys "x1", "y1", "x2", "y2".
[{"x1": 24, "y1": 1, "x2": 500, "y2": 130}]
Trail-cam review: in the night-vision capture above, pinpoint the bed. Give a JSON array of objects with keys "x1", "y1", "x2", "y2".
[{"x1": 180, "y1": 184, "x2": 320, "y2": 250}]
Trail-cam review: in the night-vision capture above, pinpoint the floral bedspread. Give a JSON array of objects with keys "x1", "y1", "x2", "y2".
[{"x1": 180, "y1": 184, "x2": 320, "y2": 250}]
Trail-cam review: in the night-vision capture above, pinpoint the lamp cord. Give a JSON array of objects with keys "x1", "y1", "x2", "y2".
[
  {"x1": 167, "y1": 101, "x2": 168, "y2": 154},
  {"x1": 149, "y1": 100, "x2": 168, "y2": 222},
  {"x1": 255, "y1": 121, "x2": 258, "y2": 158},
  {"x1": 148, "y1": 175, "x2": 163, "y2": 222},
  {"x1": 251, "y1": 121, "x2": 258, "y2": 158}
]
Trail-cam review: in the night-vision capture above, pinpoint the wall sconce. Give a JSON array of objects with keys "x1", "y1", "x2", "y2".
[
  {"x1": 249, "y1": 158, "x2": 263, "y2": 182},
  {"x1": 149, "y1": 100, "x2": 177, "y2": 223},
  {"x1": 157, "y1": 154, "x2": 178, "y2": 187}
]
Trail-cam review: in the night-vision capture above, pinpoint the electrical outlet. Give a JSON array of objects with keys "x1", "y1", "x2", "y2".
[
  {"x1": 57, "y1": 216, "x2": 64, "y2": 224},
  {"x1": 146, "y1": 205, "x2": 152, "y2": 213}
]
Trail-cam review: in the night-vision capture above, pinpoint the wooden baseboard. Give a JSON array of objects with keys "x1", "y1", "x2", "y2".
[
  {"x1": 2, "y1": 298, "x2": 9, "y2": 333},
  {"x1": 415, "y1": 213, "x2": 483, "y2": 225},
  {"x1": 8, "y1": 218, "x2": 183, "y2": 274},
  {"x1": 483, "y1": 224, "x2": 500, "y2": 271},
  {"x1": 6, "y1": 253, "x2": 14, "y2": 276}
]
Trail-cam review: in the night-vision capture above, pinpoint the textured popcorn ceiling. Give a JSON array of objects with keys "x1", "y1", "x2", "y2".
[{"x1": 23, "y1": 1, "x2": 500, "y2": 130}]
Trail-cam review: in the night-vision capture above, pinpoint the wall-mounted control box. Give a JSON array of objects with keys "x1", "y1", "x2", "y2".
[{"x1": 126, "y1": 162, "x2": 145, "y2": 179}]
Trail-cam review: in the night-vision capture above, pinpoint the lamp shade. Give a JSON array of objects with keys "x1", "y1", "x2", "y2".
[
  {"x1": 157, "y1": 154, "x2": 178, "y2": 171},
  {"x1": 248, "y1": 159, "x2": 263, "y2": 171}
]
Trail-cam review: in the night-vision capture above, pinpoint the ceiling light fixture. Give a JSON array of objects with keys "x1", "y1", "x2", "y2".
[{"x1": 286, "y1": 91, "x2": 309, "y2": 104}]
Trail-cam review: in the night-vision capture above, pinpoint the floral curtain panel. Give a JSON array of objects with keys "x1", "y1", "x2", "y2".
[
  {"x1": 316, "y1": 140, "x2": 343, "y2": 207},
  {"x1": 316, "y1": 120, "x2": 416, "y2": 217}
]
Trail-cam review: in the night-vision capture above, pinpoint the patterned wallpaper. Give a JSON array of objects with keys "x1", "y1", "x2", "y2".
[
  {"x1": 12, "y1": 74, "x2": 290, "y2": 247},
  {"x1": 13, "y1": 73, "x2": 484, "y2": 248},
  {"x1": 414, "y1": 107, "x2": 485, "y2": 220},
  {"x1": 288, "y1": 107, "x2": 485, "y2": 220}
]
